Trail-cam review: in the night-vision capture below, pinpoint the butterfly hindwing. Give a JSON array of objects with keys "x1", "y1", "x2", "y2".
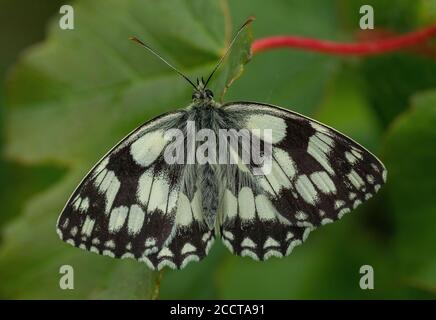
[{"x1": 219, "y1": 183, "x2": 311, "y2": 261}]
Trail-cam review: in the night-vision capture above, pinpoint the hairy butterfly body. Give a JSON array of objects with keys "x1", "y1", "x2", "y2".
[{"x1": 56, "y1": 19, "x2": 387, "y2": 270}]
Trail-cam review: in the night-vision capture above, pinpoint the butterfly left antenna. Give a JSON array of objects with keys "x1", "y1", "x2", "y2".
[
  {"x1": 204, "y1": 17, "x2": 255, "y2": 88},
  {"x1": 129, "y1": 36, "x2": 197, "y2": 90}
]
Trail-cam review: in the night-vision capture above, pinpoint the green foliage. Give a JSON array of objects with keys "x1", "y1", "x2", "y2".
[
  {"x1": 0, "y1": 0, "x2": 250, "y2": 299},
  {"x1": 383, "y1": 91, "x2": 436, "y2": 293},
  {"x1": 0, "y1": 0, "x2": 435, "y2": 299}
]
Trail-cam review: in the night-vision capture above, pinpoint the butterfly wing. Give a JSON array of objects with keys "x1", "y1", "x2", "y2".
[
  {"x1": 217, "y1": 102, "x2": 387, "y2": 260},
  {"x1": 57, "y1": 111, "x2": 214, "y2": 270}
]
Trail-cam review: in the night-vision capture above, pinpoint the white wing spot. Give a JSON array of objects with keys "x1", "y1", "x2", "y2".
[
  {"x1": 108, "y1": 206, "x2": 128, "y2": 233},
  {"x1": 191, "y1": 191, "x2": 203, "y2": 222},
  {"x1": 263, "y1": 237, "x2": 280, "y2": 249},
  {"x1": 241, "y1": 249, "x2": 259, "y2": 261},
  {"x1": 338, "y1": 208, "x2": 350, "y2": 219},
  {"x1": 127, "y1": 204, "x2": 145, "y2": 235},
  {"x1": 307, "y1": 135, "x2": 335, "y2": 175},
  {"x1": 202, "y1": 231, "x2": 211, "y2": 242},
  {"x1": 286, "y1": 240, "x2": 302, "y2": 256},
  {"x1": 295, "y1": 175, "x2": 319, "y2": 205},
  {"x1": 223, "y1": 230, "x2": 234, "y2": 240},
  {"x1": 335, "y1": 200, "x2": 345, "y2": 209},
  {"x1": 158, "y1": 247, "x2": 174, "y2": 258},
  {"x1": 90, "y1": 246, "x2": 99, "y2": 253},
  {"x1": 303, "y1": 228, "x2": 312, "y2": 241},
  {"x1": 241, "y1": 237, "x2": 256, "y2": 248},
  {"x1": 345, "y1": 151, "x2": 358, "y2": 164},
  {"x1": 222, "y1": 189, "x2": 237, "y2": 220},
  {"x1": 73, "y1": 197, "x2": 82, "y2": 211},
  {"x1": 353, "y1": 200, "x2": 362, "y2": 209},
  {"x1": 79, "y1": 197, "x2": 90, "y2": 213},
  {"x1": 145, "y1": 237, "x2": 156, "y2": 247},
  {"x1": 347, "y1": 170, "x2": 365, "y2": 189},
  {"x1": 310, "y1": 122, "x2": 330, "y2": 133},
  {"x1": 321, "y1": 218, "x2": 334, "y2": 225},
  {"x1": 310, "y1": 171, "x2": 336, "y2": 194},
  {"x1": 222, "y1": 239, "x2": 234, "y2": 253},
  {"x1": 382, "y1": 170, "x2": 387, "y2": 183},
  {"x1": 180, "y1": 255, "x2": 200, "y2": 269},
  {"x1": 316, "y1": 132, "x2": 334, "y2": 147},
  {"x1": 205, "y1": 238, "x2": 214, "y2": 254},
  {"x1": 121, "y1": 253, "x2": 134, "y2": 259},
  {"x1": 62, "y1": 218, "x2": 70, "y2": 229},
  {"x1": 351, "y1": 148, "x2": 363, "y2": 159},
  {"x1": 104, "y1": 176, "x2": 120, "y2": 215},
  {"x1": 175, "y1": 193, "x2": 193, "y2": 227},
  {"x1": 246, "y1": 114, "x2": 287, "y2": 144},
  {"x1": 70, "y1": 226, "x2": 78, "y2": 237},
  {"x1": 92, "y1": 158, "x2": 109, "y2": 179},
  {"x1": 254, "y1": 194, "x2": 278, "y2": 221},
  {"x1": 274, "y1": 148, "x2": 297, "y2": 180},
  {"x1": 103, "y1": 250, "x2": 115, "y2": 258},
  {"x1": 105, "y1": 240, "x2": 115, "y2": 249},
  {"x1": 264, "y1": 250, "x2": 283, "y2": 260},
  {"x1": 261, "y1": 161, "x2": 292, "y2": 193},
  {"x1": 81, "y1": 216, "x2": 95, "y2": 237},
  {"x1": 130, "y1": 130, "x2": 167, "y2": 167},
  {"x1": 295, "y1": 211, "x2": 308, "y2": 220},
  {"x1": 148, "y1": 176, "x2": 170, "y2": 213},
  {"x1": 137, "y1": 170, "x2": 153, "y2": 206},
  {"x1": 238, "y1": 187, "x2": 256, "y2": 222},
  {"x1": 181, "y1": 243, "x2": 196, "y2": 255}
]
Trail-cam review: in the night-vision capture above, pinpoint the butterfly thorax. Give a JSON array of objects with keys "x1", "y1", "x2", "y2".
[{"x1": 186, "y1": 98, "x2": 221, "y2": 230}]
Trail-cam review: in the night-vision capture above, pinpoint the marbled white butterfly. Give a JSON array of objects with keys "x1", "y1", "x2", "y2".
[{"x1": 56, "y1": 19, "x2": 387, "y2": 270}]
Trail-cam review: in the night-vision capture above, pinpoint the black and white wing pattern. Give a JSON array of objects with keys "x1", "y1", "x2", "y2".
[
  {"x1": 218, "y1": 102, "x2": 387, "y2": 260},
  {"x1": 56, "y1": 111, "x2": 214, "y2": 270}
]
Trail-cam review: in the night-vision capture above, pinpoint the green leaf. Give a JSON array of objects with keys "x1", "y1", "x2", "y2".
[
  {"x1": 360, "y1": 54, "x2": 436, "y2": 127},
  {"x1": 0, "y1": 0, "x2": 252, "y2": 299},
  {"x1": 383, "y1": 90, "x2": 436, "y2": 294},
  {"x1": 315, "y1": 64, "x2": 383, "y2": 151},
  {"x1": 225, "y1": 0, "x2": 344, "y2": 115},
  {"x1": 0, "y1": 0, "x2": 66, "y2": 230}
]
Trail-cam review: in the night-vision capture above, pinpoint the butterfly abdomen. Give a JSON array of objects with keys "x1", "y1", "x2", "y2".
[{"x1": 199, "y1": 163, "x2": 219, "y2": 228}]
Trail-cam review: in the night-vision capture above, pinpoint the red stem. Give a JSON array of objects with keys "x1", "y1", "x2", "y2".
[{"x1": 252, "y1": 25, "x2": 436, "y2": 56}]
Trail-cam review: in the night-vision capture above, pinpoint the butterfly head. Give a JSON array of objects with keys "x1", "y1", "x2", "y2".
[{"x1": 192, "y1": 77, "x2": 214, "y2": 102}]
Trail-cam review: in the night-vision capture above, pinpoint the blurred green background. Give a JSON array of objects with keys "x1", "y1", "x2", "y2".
[{"x1": 0, "y1": 0, "x2": 436, "y2": 299}]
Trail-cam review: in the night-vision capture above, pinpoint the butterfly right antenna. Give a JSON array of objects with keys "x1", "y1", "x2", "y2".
[{"x1": 204, "y1": 17, "x2": 255, "y2": 88}]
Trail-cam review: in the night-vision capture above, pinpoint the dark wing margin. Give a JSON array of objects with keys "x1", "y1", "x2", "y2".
[
  {"x1": 56, "y1": 110, "x2": 214, "y2": 270},
  {"x1": 217, "y1": 102, "x2": 386, "y2": 260}
]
